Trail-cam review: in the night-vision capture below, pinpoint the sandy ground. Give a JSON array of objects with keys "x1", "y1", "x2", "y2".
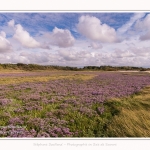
[
  {"x1": 118, "y1": 70, "x2": 140, "y2": 72},
  {"x1": 118, "y1": 70, "x2": 150, "y2": 73}
]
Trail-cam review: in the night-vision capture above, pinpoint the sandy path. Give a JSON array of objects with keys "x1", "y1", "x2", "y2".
[{"x1": 118, "y1": 70, "x2": 150, "y2": 73}]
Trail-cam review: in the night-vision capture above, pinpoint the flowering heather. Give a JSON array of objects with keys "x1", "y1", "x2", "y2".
[
  {"x1": 0, "y1": 71, "x2": 150, "y2": 137},
  {"x1": 0, "y1": 98, "x2": 12, "y2": 106},
  {"x1": 9, "y1": 117, "x2": 24, "y2": 125}
]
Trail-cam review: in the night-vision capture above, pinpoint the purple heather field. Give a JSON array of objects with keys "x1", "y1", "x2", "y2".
[{"x1": 0, "y1": 71, "x2": 150, "y2": 137}]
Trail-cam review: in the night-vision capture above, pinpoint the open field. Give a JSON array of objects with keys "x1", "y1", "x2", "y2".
[{"x1": 0, "y1": 70, "x2": 150, "y2": 137}]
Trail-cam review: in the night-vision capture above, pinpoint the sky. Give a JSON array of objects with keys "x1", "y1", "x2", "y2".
[{"x1": 0, "y1": 12, "x2": 150, "y2": 67}]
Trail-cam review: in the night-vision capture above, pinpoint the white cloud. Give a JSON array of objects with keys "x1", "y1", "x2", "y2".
[
  {"x1": 44, "y1": 27, "x2": 75, "y2": 48},
  {"x1": 11, "y1": 55, "x2": 30, "y2": 64},
  {"x1": 130, "y1": 47, "x2": 150, "y2": 57},
  {"x1": 117, "y1": 13, "x2": 145, "y2": 35},
  {"x1": 8, "y1": 19, "x2": 15, "y2": 28},
  {"x1": 139, "y1": 31, "x2": 150, "y2": 41},
  {"x1": 105, "y1": 46, "x2": 150, "y2": 67},
  {"x1": 58, "y1": 49, "x2": 82, "y2": 61},
  {"x1": 112, "y1": 49, "x2": 135, "y2": 58},
  {"x1": 2, "y1": 51, "x2": 52, "y2": 64},
  {"x1": 1, "y1": 44, "x2": 150, "y2": 67},
  {"x1": 19, "y1": 51, "x2": 50, "y2": 63},
  {"x1": 8, "y1": 19, "x2": 50, "y2": 49},
  {"x1": 135, "y1": 14, "x2": 150, "y2": 30},
  {"x1": 0, "y1": 31, "x2": 6, "y2": 38},
  {"x1": 135, "y1": 14, "x2": 150, "y2": 41},
  {"x1": 13, "y1": 24, "x2": 41, "y2": 48},
  {"x1": 77, "y1": 15, "x2": 119, "y2": 43},
  {"x1": 90, "y1": 42, "x2": 103, "y2": 49},
  {"x1": 57, "y1": 49, "x2": 97, "y2": 66},
  {"x1": 0, "y1": 31, "x2": 12, "y2": 53}
]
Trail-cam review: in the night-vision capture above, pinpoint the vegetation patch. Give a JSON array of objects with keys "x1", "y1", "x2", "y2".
[{"x1": 0, "y1": 71, "x2": 150, "y2": 137}]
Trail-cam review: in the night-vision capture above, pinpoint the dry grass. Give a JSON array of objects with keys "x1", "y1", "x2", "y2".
[
  {"x1": 0, "y1": 71, "x2": 96, "y2": 85},
  {"x1": 0, "y1": 69, "x2": 26, "y2": 73},
  {"x1": 106, "y1": 86, "x2": 150, "y2": 137}
]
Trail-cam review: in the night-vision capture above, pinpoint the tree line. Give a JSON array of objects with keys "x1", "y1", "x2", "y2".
[{"x1": 0, "y1": 63, "x2": 149, "y2": 71}]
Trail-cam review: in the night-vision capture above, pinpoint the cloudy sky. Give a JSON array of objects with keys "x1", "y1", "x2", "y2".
[{"x1": 0, "y1": 12, "x2": 150, "y2": 67}]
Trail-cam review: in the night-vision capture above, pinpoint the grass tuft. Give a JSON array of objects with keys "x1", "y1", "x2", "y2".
[{"x1": 105, "y1": 86, "x2": 150, "y2": 137}]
